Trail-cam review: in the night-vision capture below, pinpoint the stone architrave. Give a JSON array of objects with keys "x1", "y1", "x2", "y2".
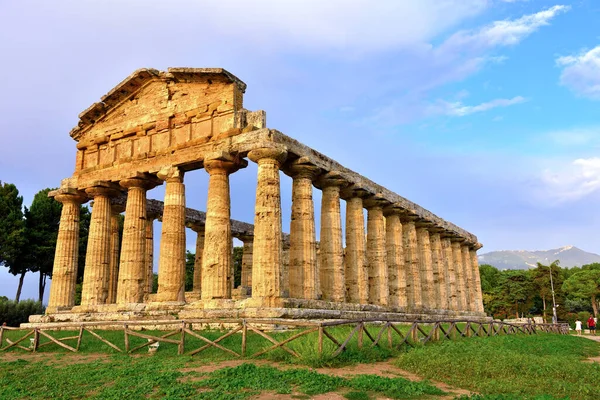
[
  {"x1": 318, "y1": 171, "x2": 346, "y2": 303},
  {"x1": 156, "y1": 166, "x2": 187, "y2": 302},
  {"x1": 145, "y1": 212, "x2": 158, "y2": 295},
  {"x1": 286, "y1": 158, "x2": 320, "y2": 300},
  {"x1": 384, "y1": 209, "x2": 406, "y2": 309},
  {"x1": 248, "y1": 146, "x2": 287, "y2": 301},
  {"x1": 47, "y1": 191, "x2": 87, "y2": 311},
  {"x1": 430, "y1": 231, "x2": 448, "y2": 310},
  {"x1": 402, "y1": 218, "x2": 423, "y2": 311},
  {"x1": 451, "y1": 240, "x2": 466, "y2": 311},
  {"x1": 239, "y1": 235, "x2": 253, "y2": 289},
  {"x1": 201, "y1": 152, "x2": 245, "y2": 300},
  {"x1": 470, "y1": 244, "x2": 485, "y2": 313},
  {"x1": 441, "y1": 236, "x2": 457, "y2": 310},
  {"x1": 366, "y1": 202, "x2": 389, "y2": 306},
  {"x1": 107, "y1": 204, "x2": 125, "y2": 304},
  {"x1": 117, "y1": 176, "x2": 159, "y2": 305},
  {"x1": 81, "y1": 184, "x2": 120, "y2": 307},
  {"x1": 416, "y1": 225, "x2": 435, "y2": 310},
  {"x1": 190, "y1": 225, "x2": 205, "y2": 293},
  {"x1": 461, "y1": 244, "x2": 474, "y2": 311},
  {"x1": 342, "y1": 190, "x2": 368, "y2": 304}
]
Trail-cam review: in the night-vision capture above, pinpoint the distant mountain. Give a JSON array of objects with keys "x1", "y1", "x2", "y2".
[{"x1": 478, "y1": 246, "x2": 600, "y2": 270}]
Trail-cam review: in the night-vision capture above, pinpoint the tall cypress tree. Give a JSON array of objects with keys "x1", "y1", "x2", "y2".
[{"x1": 0, "y1": 181, "x2": 27, "y2": 301}]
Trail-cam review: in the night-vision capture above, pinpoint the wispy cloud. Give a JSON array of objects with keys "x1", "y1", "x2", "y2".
[
  {"x1": 539, "y1": 157, "x2": 600, "y2": 203},
  {"x1": 431, "y1": 96, "x2": 527, "y2": 117},
  {"x1": 557, "y1": 45, "x2": 600, "y2": 99}
]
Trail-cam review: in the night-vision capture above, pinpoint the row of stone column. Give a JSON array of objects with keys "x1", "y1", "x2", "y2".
[{"x1": 48, "y1": 145, "x2": 483, "y2": 315}]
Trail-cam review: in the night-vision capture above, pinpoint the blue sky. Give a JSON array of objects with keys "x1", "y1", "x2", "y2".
[{"x1": 1, "y1": 0, "x2": 600, "y2": 302}]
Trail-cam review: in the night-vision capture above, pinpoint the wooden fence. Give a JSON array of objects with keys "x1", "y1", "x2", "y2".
[{"x1": 0, "y1": 319, "x2": 569, "y2": 358}]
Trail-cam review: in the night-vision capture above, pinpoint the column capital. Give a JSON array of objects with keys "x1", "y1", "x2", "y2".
[
  {"x1": 415, "y1": 219, "x2": 435, "y2": 229},
  {"x1": 340, "y1": 186, "x2": 370, "y2": 200},
  {"x1": 84, "y1": 181, "x2": 121, "y2": 199},
  {"x1": 157, "y1": 165, "x2": 185, "y2": 183},
  {"x1": 248, "y1": 146, "x2": 288, "y2": 165},
  {"x1": 283, "y1": 157, "x2": 321, "y2": 180},
  {"x1": 382, "y1": 204, "x2": 407, "y2": 217},
  {"x1": 120, "y1": 174, "x2": 161, "y2": 191},
  {"x1": 52, "y1": 190, "x2": 88, "y2": 205},
  {"x1": 237, "y1": 234, "x2": 254, "y2": 243},
  {"x1": 316, "y1": 171, "x2": 348, "y2": 189},
  {"x1": 472, "y1": 242, "x2": 484, "y2": 251},
  {"x1": 187, "y1": 222, "x2": 205, "y2": 233},
  {"x1": 111, "y1": 203, "x2": 126, "y2": 215},
  {"x1": 204, "y1": 151, "x2": 248, "y2": 175},
  {"x1": 364, "y1": 194, "x2": 389, "y2": 210}
]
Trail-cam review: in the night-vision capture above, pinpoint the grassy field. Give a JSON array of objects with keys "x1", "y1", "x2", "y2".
[{"x1": 1, "y1": 327, "x2": 599, "y2": 399}]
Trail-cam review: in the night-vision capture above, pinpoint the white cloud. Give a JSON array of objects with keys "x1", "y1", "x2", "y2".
[
  {"x1": 432, "y1": 96, "x2": 527, "y2": 116},
  {"x1": 546, "y1": 127, "x2": 600, "y2": 147},
  {"x1": 540, "y1": 157, "x2": 600, "y2": 202},
  {"x1": 557, "y1": 45, "x2": 600, "y2": 99}
]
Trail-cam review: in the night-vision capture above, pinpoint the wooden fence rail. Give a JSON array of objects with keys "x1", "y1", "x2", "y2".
[{"x1": 0, "y1": 319, "x2": 570, "y2": 359}]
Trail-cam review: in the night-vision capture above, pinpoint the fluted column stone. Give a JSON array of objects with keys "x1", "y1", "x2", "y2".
[
  {"x1": 442, "y1": 236, "x2": 458, "y2": 310},
  {"x1": 201, "y1": 153, "x2": 245, "y2": 300},
  {"x1": 451, "y1": 240, "x2": 467, "y2": 311},
  {"x1": 416, "y1": 225, "x2": 435, "y2": 310},
  {"x1": 156, "y1": 166, "x2": 187, "y2": 302},
  {"x1": 81, "y1": 185, "x2": 120, "y2": 307},
  {"x1": 47, "y1": 191, "x2": 87, "y2": 312},
  {"x1": 145, "y1": 212, "x2": 157, "y2": 294},
  {"x1": 318, "y1": 172, "x2": 346, "y2": 302},
  {"x1": 342, "y1": 190, "x2": 368, "y2": 304},
  {"x1": 470, "y1": 244, "x2": 485, "y2": 313},
  {"x1": 190, "y1": 225, "x2": 205, "y2": 293},
  {"x1": 461, "y1": 244, "x2": 474, "y2": 311},
  {"x1": 430, "y1": 231, "x2": 447, "y2": 311},
  {"x1": 248, "y1": 146, "x2": 287, "y2": 301},
  {"x1": 240, "y1": 235, "x2": 253, "y2": 290},
  {"x1": 286, "y1": 158, "x2": 320, "y2": 299},
  {"x1": 107, "y1": 204, "x2": 124, "y2": 304},
  {"x1": 402, "y1": 218, "x2": 422, "y2": 311},
  {"x1": 117, "y1": 176, "x2": 159, "y2": 305},
  {"x1": 384, "y1": 208, "x2": 406, "y2": 309},
  {"x1": 366, "y1": 202, "x2": 388, "y2": 306}
]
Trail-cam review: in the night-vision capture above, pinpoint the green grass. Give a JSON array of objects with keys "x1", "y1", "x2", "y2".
[{"x1": 395, "y1": 333, "x2": 600, "y2": 400}]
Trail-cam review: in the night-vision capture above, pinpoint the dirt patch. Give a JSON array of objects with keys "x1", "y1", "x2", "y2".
[
  {"x1": 584, "y1": 356, "x2": 600, "y2": 363},
  {"x1": 0, "y1": 352, "x2": 110, "y2": 365}
]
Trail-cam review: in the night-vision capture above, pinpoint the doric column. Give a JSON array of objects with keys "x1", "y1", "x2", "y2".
[
  {"x1": 402, "y1": 217, "x2": 422, "y2": 311},
  {"x1": 461, "y1": 244, "x2": 474, "y2": 311},
  {"x1": 317, "y1": 171, "x2": 346, "y2": 303},
  {"x1": 470, "y1": 243, "x2": 485, "y2": 313},
  {"x1": 341, "y1": 188, "x2": 368, "y2": 304},
  {"x1": 365, "y1": 199, "x2": 389, "y2": 306},
  {"x1": 107, "y1": 204, "x2": 125, "y2": 304},
  {"x1": 384, "y1": 207, "x2": 406, "y2": 309},
  {"x1": 442, "y1": 235, "x2": 458, "y2": 310},
  {"x1": 189, "y1": 224, "x2": 204, "y2": 293},
  {"x1": 416, "y1": 224, "x2": 434, "y2": 310},
  {"x1": 156, "y1": 166, "x2": 187, "y2": 302},
  {"x1": 429, "y1": 229, "x2": 447, "y2": 310},
  {"x1": 145, "y1": 211, "x2": 158, "y2": 294},
  {"x1": 451, "y1": 239, "x2": 467, "y2": 311},
  {"x1": 248, "y1": 146, "x2": 287, "y2": 300},
  {"x1": 239, "y1": 234, "x2": 253, "y2": 289},
  {"x1": 285, "y1": 158, "x2": 320, "y2": 300},
  {"x1": 47, "y1": 190, "x2": 87, "y2": 312},
  {"x1": 81, "y1": 184, "x2": 120, "y2": 306},
  {"x1": 281, "y1": 239, "x2": 290, "y2": 298},
  {"x1": 201, "y1": 152, "x2": 245, "y2": 300},
  {"x1": 117, "y1": 175, "x2": 160, "y2": 305}
]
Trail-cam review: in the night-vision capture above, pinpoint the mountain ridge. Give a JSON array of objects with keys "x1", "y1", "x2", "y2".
[{"x1": 478, "y1": 245, "x2": 600, "y2": 270}]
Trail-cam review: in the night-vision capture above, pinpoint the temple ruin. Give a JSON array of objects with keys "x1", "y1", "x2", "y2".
[{"x1": 38, "y1": 68, "x2": 485, "y2": 323}]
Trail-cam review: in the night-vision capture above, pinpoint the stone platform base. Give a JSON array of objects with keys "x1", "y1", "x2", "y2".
[{"x1": 24, "y1": 298, "x2": 489, "y2": 329}]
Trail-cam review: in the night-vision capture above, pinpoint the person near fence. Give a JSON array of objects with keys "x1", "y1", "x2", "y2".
[
  {"x1": 587, "y1": 315, "x2": 596, "y2": 335},
  {"x1": 575, "y1": 319, "x2": 582, "y2": 335}
]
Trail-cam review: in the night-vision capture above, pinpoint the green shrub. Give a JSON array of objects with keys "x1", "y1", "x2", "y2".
[{"x1": 0, "y1": 299, "x2": 44, "y2": 327}]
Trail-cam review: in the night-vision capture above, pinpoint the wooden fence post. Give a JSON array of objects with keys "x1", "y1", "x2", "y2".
[
  {"x1": 33, "y1": 328, "x2": 39, "y2": 352},
  {"x1": 318, "y1": 326, "x2": 323, "y2": 357},
  {"x1": 241, "y1": 320, "x2": 247, "y2": 358},
  {"x1": 357, "y1": 322, "x2": 364, "y2": 349},
  {"x1": 124, "y1": 324, "x2": 129, "y2": 352},
  {"x1": 179, "y1": 321, "x2": 186, "y2": 355},
  {"x1": 76, "y1": 326, "x2": 84, "y2": 351}
]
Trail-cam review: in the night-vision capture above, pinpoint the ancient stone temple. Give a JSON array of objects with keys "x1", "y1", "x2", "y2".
[{"x1": 42, "y1": 68, "x2": 485, "y2": 323}]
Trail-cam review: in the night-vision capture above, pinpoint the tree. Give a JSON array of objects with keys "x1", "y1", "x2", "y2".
[
  {"x1": 479, "y1": 264, "x2": 501, "y2": 293},
  {"x1": 0, "y1": 181, "x2": 28, "y2": 301},
  {"x1": 25, "y1": 188, "x2": 63, "y2": 303},
  {"x1": 233, "y1": 246, "x2": 243, "y2": 288},
  {"x1": 562, "y1": 269, "x2": 600, "y2": 317},
  {"x1": 496, "y1": 270, "x2": 534, "y2": 318},
  {"x1": 532, "y1": 261, "x2": 563, "y2": 323},
  {"x1": 185, "y1": 250, "x2": 194, "y2": 291}
]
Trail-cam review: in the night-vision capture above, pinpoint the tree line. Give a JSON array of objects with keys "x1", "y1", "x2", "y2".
[{"x1": 480, "y1": 261, "x2": 600, "y2": 325}]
